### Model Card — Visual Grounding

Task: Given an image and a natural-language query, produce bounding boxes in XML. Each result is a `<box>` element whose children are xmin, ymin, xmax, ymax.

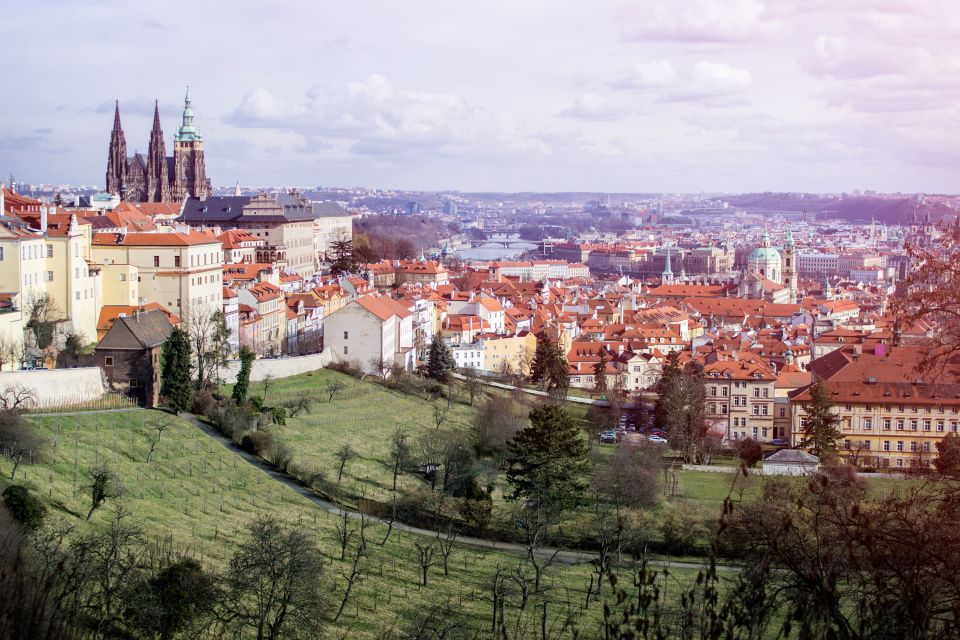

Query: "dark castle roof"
<box><xmin>180</xmin><ymin>195</ymin><xmax>348</xmax><ymax>224</ymax></box>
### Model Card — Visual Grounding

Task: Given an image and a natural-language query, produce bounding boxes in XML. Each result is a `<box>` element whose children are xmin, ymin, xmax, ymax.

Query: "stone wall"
<box><xmin>0</xmin><ymin>368</ymin><xmax>105</xmax><ymax>408</ymax></box>
<box><xmin>221</xmin><ymin>351</ymin><xmax>331</xmax><ymax>383</ymax></box>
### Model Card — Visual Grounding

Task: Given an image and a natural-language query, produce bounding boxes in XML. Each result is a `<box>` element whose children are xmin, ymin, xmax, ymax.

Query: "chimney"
<box><xmin>40</xmin><ymin>204</ymin><xmax>48</xmax><ymax>236</ymax></box>
<box><xmin>853</xmin><ymin>343</ymin><xmax>862</xmax><ymax>357</ymax></box>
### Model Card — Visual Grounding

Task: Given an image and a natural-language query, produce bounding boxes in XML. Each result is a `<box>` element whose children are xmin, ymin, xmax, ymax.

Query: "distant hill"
<box><xmin>723</xmin><ymin>193</ymin><xmax>953</xmax><ymax>225</ymax></box>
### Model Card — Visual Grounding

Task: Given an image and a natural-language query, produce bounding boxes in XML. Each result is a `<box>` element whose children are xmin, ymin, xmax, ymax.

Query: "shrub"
<box><xmin>2</xmin><ymin>485</ymin><xmax>46</xmax><ymax>531</ymax></box>
<box><xmin>270</xmin><ymin>440</ymin><xmax>294</xmax><ymax>472</ymax></box>
<box><xmin>241</xmin><ymin>430</ymin><xmax>274</xmax><ymax>458</ymax></box>
<box><xmin>269</xmin><ymin>407</ymin><xmax>287</xmax><ymax>426</ymax></box>
<box><xmin>658</xmin><ymin>502</ymin><xmax>708</xmax><ymax>556</ymax></box>
<box><xmin>218</xmin><ymin>404</ymin><xmax>253</xmax><ymax>443</ymax></box>
<box><xmin>190</xmin><ymin>388</ymin><xmax>218</xmax><ymax>419</ymax></box>
<box><xmin>288</xmin><ymin>461</ymin><xmax>328</xmax><ymax>493</ymax></box>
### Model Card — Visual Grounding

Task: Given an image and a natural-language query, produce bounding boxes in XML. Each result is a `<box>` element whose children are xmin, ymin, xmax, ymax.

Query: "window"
<box><xmin>863</xmin><ymin>440</ymin><xmax>870</xmax><ymax>450</ymax></box>
<box><xmin>897</xmin><ymin>418</ymin><xmax>905</xmax><ymax>431</ymax></box>
<box><xmin>923</xmin><ymin>420</ymin><xmax>931</xmax><ymax>432</ymax></box>
<box><xmin>863</xmin><ymin>417</ymin><xmax>872</xmax><ymax>430</ymax></box>
<box><xmin>46</xmin><ymin>271</ymin><xmax>53</xmax><ymax>282</ymax></box>
<box><xmin>343</xmin><ymin>346</ymin><xmax>349</xmax><ymax>355</ymax></box>
<box><xmin>843</xmin><ymin>439</ymin><xmax>851</xmax><ymax>450</ymax></box>
<box><xmin>0</xmin><ymin>247</ymin><xmax>4</xmax><ymax>260</ymax></box>
<box><xmin>104</xmin><ymin>356</ymin><xmax>114</xmax><ymax>366</ymax></box>
<box><xmin>779</xmin><ymin>407</ymin><xmax>786</xmax><ymax>417</ymax></box>
<box><xmin>343</xmin><ymin>331</ymin><xmax>349</xmax><ymax>340</ymax></box>
<box><xmin>128</xmin><ymin>378</ymin><xmax>138</xmax><ymax>388</ymax></box>
<box><xmin>883</xmin><ymin>417</ymin><xmax>891</xmax><ymax>430</ymax></box>
<box><xmin>883</xmin><ymin>440</ymin><xmax>890</xmax><ymax>451</ymax></box>
<box><xmin>46</xmin><ymin>244</ymin><xmax>52</xmax><ymax>258</ymax></box>
<box><xmin>910</xmin><ymin>419</ymin><xmax>918</xmax><ymax>431</ymax></box>
<box><xmin>153</xmin><ymin>256</ymin><xmax>160</xmax><ymax>267</ymax></box>
<box><xmin>120</xmin><ymin>274</ymin><xmax>126</xmax><ymax>282</ymax></box>
<box><xmin>897</xmin><ymin>441</ymin><xmax>904</xmax><ymax>451</ymax></box>
<box><xmin>174</xmin><ymin>255</ymin><xmax>181</xmax><ymax>268</ymax></box>
<box><xmin>722</xmin><ymin>387</ymin><xmax>728</xmax><ymax>397</ymax></box>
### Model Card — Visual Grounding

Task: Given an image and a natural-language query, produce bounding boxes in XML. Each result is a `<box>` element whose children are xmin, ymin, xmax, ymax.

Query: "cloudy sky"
<box><xmin>3</xmin><ymin>0</ymin><xmax>959</xmax><ymax>193</ymax></box>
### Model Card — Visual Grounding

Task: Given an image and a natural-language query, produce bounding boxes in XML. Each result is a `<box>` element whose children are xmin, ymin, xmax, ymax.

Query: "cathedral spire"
<box><xmin>151</xmin><ymin>99</ymin><xmax>162</xmax><ymax>133</ymax></box>
<box><xmin>112</xmin><ymin>100</ymin><xmax>122</xmax><ymax>132</ymax></box>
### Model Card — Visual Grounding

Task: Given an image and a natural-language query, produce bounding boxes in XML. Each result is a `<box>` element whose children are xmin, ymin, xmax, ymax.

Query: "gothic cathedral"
<box><xmin>105</xmin><ymin>87</ymin><xmax>210</xmax><ymax>203</ymax></box>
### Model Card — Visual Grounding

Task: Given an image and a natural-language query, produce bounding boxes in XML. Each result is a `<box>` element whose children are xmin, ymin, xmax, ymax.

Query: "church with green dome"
<box><xmin>737</xmin><ymin>230</ymin><xmax>799</xmax><ymax>304</ymax></box>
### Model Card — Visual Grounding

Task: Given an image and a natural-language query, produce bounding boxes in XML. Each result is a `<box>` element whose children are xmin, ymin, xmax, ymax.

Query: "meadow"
<box><xmin>1</xmin><ymin>407</ymin><xmax>710</xmax><ymax>639</ymax></box>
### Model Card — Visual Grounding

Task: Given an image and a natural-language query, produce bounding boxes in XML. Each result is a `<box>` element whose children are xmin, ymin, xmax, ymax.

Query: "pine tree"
<box><xmin>592</xmin><ymin>348</ymin><xmax>609</xmax><ymax>394</ymax></box>
<box><xmin>800</xmin><ymin>380</ymin><xmax>841</xmax><ymax>457</ymax></box>
<box><xmin>427</xmin><ymin>334</ymin><xmax>454</xmax><ymax>382</ymax></box>
<box><xmin>506</xmin><ymin>405</ymin><xmax>590</xmax><ymax>514</ymax></box>
<box><xmin>232</xmin><ymin>346</ymin><xmax>255</xmax><ymax>403</ymax></box>
<box><xmin>160</xmin><ymin>327</ymin><xmax>192</xmax><ymax>413</ymax></box>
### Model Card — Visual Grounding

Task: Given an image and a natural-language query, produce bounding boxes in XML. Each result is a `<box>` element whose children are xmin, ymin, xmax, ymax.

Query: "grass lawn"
<box><xmin>2</xmin><ymin>406</ymin><xmax>719</xmax><ymax>638</ymax></box>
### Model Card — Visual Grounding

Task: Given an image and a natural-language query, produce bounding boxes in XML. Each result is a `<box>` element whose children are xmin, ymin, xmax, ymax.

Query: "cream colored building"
<box><xmin>0</xmin><ymin>212</ymin><xmax>102</xmax><ymax>345</ymax></box>
<box><xmin>92</xmin><ymin>230</ymin><xmax>223</xmax><ymax>321</ymax></box>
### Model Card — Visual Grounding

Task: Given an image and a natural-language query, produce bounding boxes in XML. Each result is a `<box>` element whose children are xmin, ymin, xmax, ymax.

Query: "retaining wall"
<box><xmin>221</xmin><ymin>351</ymin><xmax>331</xmax><ymax>383</ymax></box>
<box><xmin>0</xmin><ymin>368</ymin><xmax>105</xmax><ymax>408</ymax></box>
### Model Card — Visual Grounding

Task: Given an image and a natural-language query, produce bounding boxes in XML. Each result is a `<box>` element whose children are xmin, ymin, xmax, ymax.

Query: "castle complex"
<box><xmin>105</xmin><ymin>87</ymin><xmax>209</xmax><ymax>203</ymax></box>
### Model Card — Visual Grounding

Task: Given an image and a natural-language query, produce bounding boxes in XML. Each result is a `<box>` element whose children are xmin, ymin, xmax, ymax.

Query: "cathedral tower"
<box><xmin>146</xmin><ymin>100</ymin><xmax>170</xmax><ymax>202</ymax></box>
<box><xmin>105</xmin><ymin>101</ymin><xmax>127</xmax><ymax>196</ymax></box>
<box><xmin>172</xmin><ymin>86</ymin><xmax>208</xmax><ymax>201</ymax></box>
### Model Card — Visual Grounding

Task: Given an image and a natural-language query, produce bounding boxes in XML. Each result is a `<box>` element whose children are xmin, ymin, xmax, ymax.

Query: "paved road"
<box><xmin>182</xmin><ymin>412</ymin><xmax>739</xmax><ymax>573</ymax></box>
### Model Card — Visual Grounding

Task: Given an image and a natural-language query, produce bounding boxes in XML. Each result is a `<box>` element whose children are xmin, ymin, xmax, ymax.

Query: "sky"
<box><xmin>3</xmin><ymin>0</ymin><xmax>960</xmax><ymax>193</ymax></box>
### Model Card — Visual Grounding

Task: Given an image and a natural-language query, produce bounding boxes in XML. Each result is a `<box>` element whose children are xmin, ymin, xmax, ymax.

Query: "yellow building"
<box><xmin>478</xmin><ymin>332</ymin><xmax>536</xmax><ymax>376</ymax></box>
<box><xmin>789</xmin><ymin>345</ymin><xmax>960</xmax><ymax>470</ymax></box>
<box><xmin>91</xmin><ymin>230</ymin><xmax>223</xmax><ymax>321</ymax></box>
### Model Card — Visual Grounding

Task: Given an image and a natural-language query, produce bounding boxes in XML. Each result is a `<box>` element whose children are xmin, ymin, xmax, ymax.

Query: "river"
<box><xmin>455</xmin><ymin>234</ymin><xmax>537</xmax><ymax>261</ymax></box>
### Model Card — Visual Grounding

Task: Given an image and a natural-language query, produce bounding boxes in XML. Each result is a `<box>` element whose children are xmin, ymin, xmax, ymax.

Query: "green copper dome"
<box><xmin>175</xmin><ymin>85</ymin><xmax>203</xmax><ymax>142</ymax></box>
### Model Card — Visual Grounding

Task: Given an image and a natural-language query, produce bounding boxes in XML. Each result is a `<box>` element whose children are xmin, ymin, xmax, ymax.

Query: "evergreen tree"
<box><xmin>935</xmin><ymin>432</ymin><xmax>960</xmax><ymax>477</ymax></box>
<box><xmin>800</xmin><ymin>379</ymin><xmax>842</xmax><ymax>457</ymax></box>
<box><xmin>427</xmin><ymin>334</ymin><xmax>454</xmax><ymax>381</ymax></box>
<box><xmin>547</xmin><ymin>340</ymin><xmax>570</xmax><ymax>397</ymax></box>
<box><xmin>655</xmin><ymin>354</ymin><xmax>707</xmax><ymax>463</ymax></box>
<box><xmin>232</xmin><ymin>346</ymin><xmax>255</xmax><ymax>403</ymax></box>
<box><xmin>654</xmin><ymin>351</ymin><xmax>684</xmax><ymax>433</ymax></box>
<box><xmin>592</xmin><ymin>348</ymin><xmax>609</xmax><ymax>394</ymax></box>
<box><xmin>529</xmin><ymin>335</ymin><xmax>551</xmax><ymax>389</ymax></box>
<box><xmin>328</xmin><ymin>238</ymin><xmax>360</xmax><ymax>276</ymax></box>
<box><xmin>506</xmin><ymin>405</ymin><xmax>590</xmax><ymax>514</ymax></box>
<box><xmin>160</xmin><ymin>327</ymin><xmax>192</xmax><ymax>413</ymax></box>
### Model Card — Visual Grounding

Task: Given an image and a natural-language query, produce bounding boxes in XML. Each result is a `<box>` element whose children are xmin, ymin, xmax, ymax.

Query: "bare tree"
<box><xmin>368</xmin><ymin>354</ymin><xmax>391</xmax><ymax>380</ymax></box>
<box><xmin>335</xmin><ymin>443</ymin><xmax>357</xmax><ymax>485</ymax></box>
<box><xmin>461</xmin><ymin>366</ymin><xmax>482</xmax><ymax>406</ymax></box>
<box><xmin>436</xmin><ymin>523</ymin><xmax>458</xmax><ymax>577</ymax></box>
<box><xmin>325</xmin><ymin>380</ymin><xmax>346</xmax><ymax>402</ymax></box>
<box><xmin>382</xmin><ymin>427</ymin><xmax>409</xmax><ymax>544</ymax></box>
<box><xmin>87</xmin><ymin>465</ymin><xmax>120</xmax><ymax>520</ymax></box>
<box><xmin>145</xmin><ymin>416</ymin><xmax>170</xmax><ymax>463</ymax></box>
<box><xmin>414</xmin><ymin>540</ymin><xmax>437</xmax><ymax>587</ymax></box>
<box><xmin>184</xmin><ymin>306</ymin><xmax>231</xmax><ymax>389</ymax></box>
<box><xmin>334</xmin><ymin>512</ymin><xmax>370</xmax><ymax>623</ymax></box>
<box><xmin>260</xmin><ymin>373</ymin><xmax>275</xmax><ymax>404</ymax></box>
<box><xmin>0</xmin><ymin>410</ymin><xmax>43</xmax><ymax>480</ymax></box>
<box><xmin>223</xmin><ymin>515</ymin><xmax>326</xmax><ymax>639</ymax></box>
<box><xmin>281</xmin><ymin>392</ymin><xmax>313</xmax><ymax>417</ymax></box>
<box><xmin>893</xmin><ymin>218</ymin><xmax>960</xmax><ymax>379</ymax></box>
<box><xmin>432</xmin><ymin>403</ymin><xmax>449</xmax><ymax>431</ymax></box>
<box><xmin>0</xmin><ymin>385</ymin><xmax>37</xmax><ymax>411</ymax></box>
<box><xmin>334</xmin><ymin>508</ymin><xmax>357</xmax><ymax>561</ymax></box>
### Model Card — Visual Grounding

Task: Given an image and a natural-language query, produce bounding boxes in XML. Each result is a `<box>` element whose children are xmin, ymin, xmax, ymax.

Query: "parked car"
<box><xmin>772</xmin><ymin>438</ymin><xmax>789</xmax><ymax>446</ymax></box>
<box><xmin>650</xmin><ymin>430</ymin><xmax>668</xmax><ymax>438</ymax></box>
<box><xmin>600</xmin><ymin>431</ymin><xmax>618</xmax><ymax>444</ymax></box>
<box><xmin>648</xmin><ymin>435</ymin><xmax>668</xmax><ymax>444</ymax></box>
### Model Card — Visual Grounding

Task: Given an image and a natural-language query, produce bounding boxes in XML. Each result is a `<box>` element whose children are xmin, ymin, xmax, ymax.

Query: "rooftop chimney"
<box><xmin>40</xmin><ymin>204</ymin><xmax>48</xmax><ymax>236</ymax></box>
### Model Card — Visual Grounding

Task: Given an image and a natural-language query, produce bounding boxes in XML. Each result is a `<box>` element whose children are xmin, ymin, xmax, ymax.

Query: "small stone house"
<box><xmin>94</xmin><ymin>309</ymin><xmax>174</xmax><ymax>407</ymax></box>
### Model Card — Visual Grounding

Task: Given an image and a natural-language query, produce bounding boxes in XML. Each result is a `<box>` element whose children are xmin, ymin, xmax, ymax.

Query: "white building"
<box><xmin>324</xmin><ymin>296</ymin><xmax>415</xmax><ymax>375</ymax></box>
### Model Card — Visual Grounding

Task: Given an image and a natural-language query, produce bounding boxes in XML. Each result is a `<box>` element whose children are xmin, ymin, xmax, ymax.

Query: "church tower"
<box><xmin>782</xmin><ymin>229</ymin><xmax>798</xmax><ymax>304</ymax></box>
<box><xmin>105</xmin><ymin>101</ymin><xmax>127</xmax><ymax>196</ymax></box>
<box><xmin>146</xmin><ymin>100</ymin><xmax>170</xmax><ymax>203</ymax></box>
<box><xmin>172</xmin><ymin>86</ymin><xmax>208</xmax><ymax>201</ymax></box>
<box><xmin>662</xmin><ymin>246</ymin><xmax>674</xmax><ymax>285</ymax></box>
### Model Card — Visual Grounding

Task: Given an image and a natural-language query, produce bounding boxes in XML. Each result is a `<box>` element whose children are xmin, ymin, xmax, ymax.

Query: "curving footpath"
<box><xmin>181</xmin><ymin>411</ymin><xmax>739</xmax><ymax>573</ymax></box>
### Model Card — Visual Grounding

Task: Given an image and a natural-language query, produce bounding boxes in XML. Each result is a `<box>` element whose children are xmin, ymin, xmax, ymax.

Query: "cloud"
<box><xmin>800</xmin><ymin>36</ymin><xmax>911</xmax><ymax>80</ymax></box>
<box><xmin>558</xmin><ymin>93</ymin><xmax>633</xmax><ymax>120</ymax></box>
<box><xmin>0</xmin><ymin>134</ymin><xmax>45</xmax><ymax>150</ymax></box>
<box><xmin>619</xmin><ymin>0</ymin><xmax>769</xmax><ymax>44</ymax></box>
<box><xmin>228</xmin><ymin>74</ymin><xmax>550</xmax><ymax>160</ymax></box>
<box><xmin>91</xmin><ymin>97</ymin><xmax>180</xmax><ymax>119</ymax></box>
<box><xmin>610</xmin><ymin>58</ymin><xmax>678</xmax><ymax>89</ymax></box>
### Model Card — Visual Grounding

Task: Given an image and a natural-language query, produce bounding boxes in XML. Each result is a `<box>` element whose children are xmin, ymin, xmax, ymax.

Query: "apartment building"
<box><xmin>92</xmin><ymin>230</ymin><xmax>223</xmax><ymax>321</ymax></box>
<box><xmin>703</xmin><ymin>355</ymin><xmax>778</xmax><ymax>442</ymax></box>
<box><xmin>790</xmin><ymin>345</ymin><xmax>960</xmax><ymax>469</ymax></box>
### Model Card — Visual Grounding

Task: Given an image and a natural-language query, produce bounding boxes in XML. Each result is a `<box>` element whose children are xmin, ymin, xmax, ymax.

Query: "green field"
<box><xmin>1</xmin><ymin>407</ymin><xmax>714</xmax><ymax>638</ymax></box>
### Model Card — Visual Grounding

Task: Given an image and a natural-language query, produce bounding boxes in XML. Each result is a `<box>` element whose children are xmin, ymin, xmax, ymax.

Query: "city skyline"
<box><xmin>3</xmin><ymin>1</ymin><xmax>959</xmax><ymax>193</ymax></box>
